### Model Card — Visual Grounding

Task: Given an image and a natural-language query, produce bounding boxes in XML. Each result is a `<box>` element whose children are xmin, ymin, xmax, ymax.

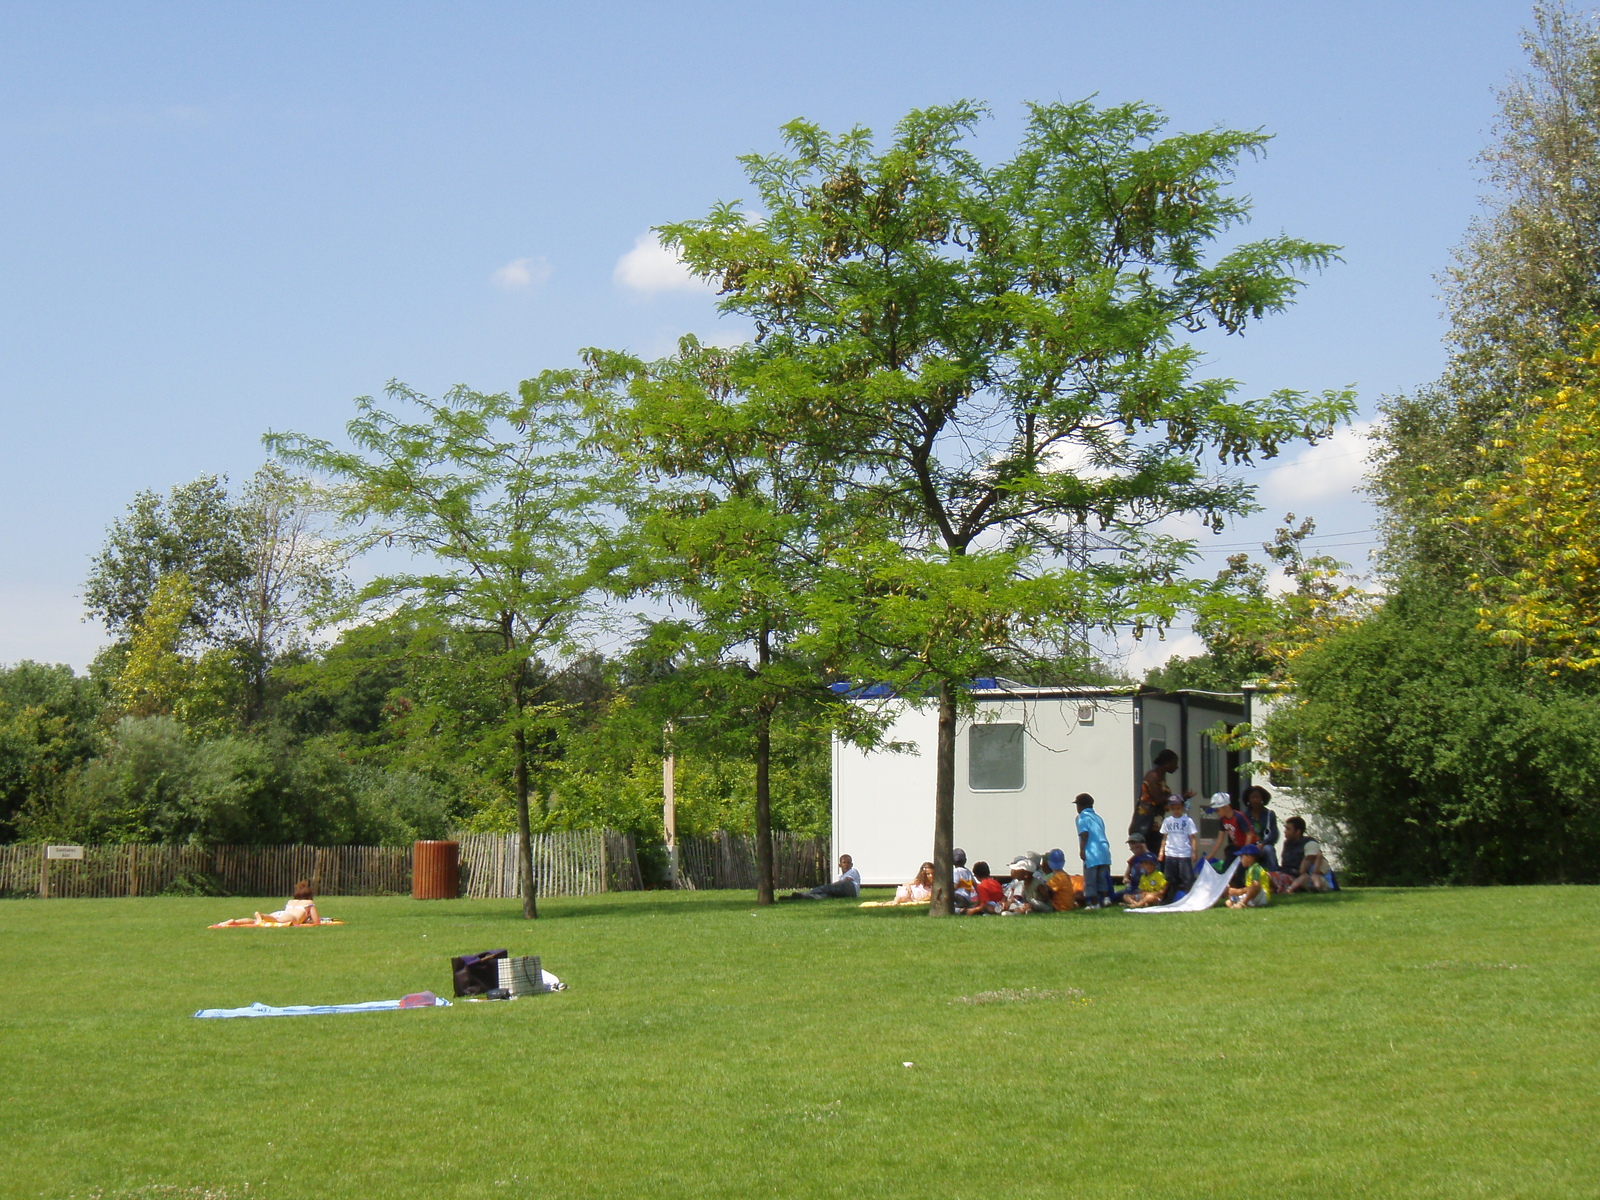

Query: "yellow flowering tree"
<box><xmin>1440</xmin><ymin>334</ymin><xmax>1600</xmax><ymax>673</ymax></box>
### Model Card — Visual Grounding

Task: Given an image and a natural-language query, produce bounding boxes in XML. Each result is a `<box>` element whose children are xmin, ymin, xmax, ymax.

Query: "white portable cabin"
<box><xmin>832</xmin><ymin>685</ymin><xmax>1246</xmax><ymax>886</ymax></box>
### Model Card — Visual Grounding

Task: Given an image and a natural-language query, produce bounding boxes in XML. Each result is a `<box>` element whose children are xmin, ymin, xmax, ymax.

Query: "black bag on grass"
<box><xmin>452</xmin><ymin>949</ymin><xmax>508</xmax><ymax>997</ymax></box>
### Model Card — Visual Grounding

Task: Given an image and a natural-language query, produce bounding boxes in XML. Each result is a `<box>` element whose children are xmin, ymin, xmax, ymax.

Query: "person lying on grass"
<box><xmin>958</xmin><ymin>861</ymin><xmax>1005</xmax><ymax>914</ymax></box>
<box><xmin>787</xmin><ymin>855</ymin><xmax>861</xmax><ymax>901</ymax></box>
<box><xmin>1121</xmin><ymin>855</ymin><xmax>1168</xmax><ymax>908</ymax></box>
<box><xmin>1224</xmin><ymin>845</ymin><xmax>1271</xmax><ymax>909</ymax></box>
<box><xmin>861</xmin><ymin>862</ymin><xmax>935</xmax><ymax>906</ymax></box>
<box><xmin>212</xmin><ymin>879</ymin><xmax>321</xmax><ymax>927</ymax></box>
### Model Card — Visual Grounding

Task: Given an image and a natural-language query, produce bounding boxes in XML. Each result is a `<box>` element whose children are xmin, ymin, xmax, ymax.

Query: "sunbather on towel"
<box><xmin>259</xmin><ymin>879</ymin><xmax>320</xmax><ymax>925</ymax></box>
<box><xmin>213</xmin><ymin>879</ymin><xmax>322</xmax><ymax>927</ymax></box>
<box><xmin>861</xmin><ymin>862</ymin><xmax>935</xmax><ymax>906</ymax></box>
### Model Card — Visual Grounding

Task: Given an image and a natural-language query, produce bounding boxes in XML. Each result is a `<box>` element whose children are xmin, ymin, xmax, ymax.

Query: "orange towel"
<box><xmin>208</xmin><ymin>917</ymin><xmax>344</xmax><ymax>929</ymax></box>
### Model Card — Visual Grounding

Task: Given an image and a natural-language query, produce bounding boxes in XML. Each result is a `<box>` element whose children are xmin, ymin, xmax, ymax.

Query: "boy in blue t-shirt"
<box><xmin>1074</xmin><ymin>793</ymin><xmax>1113</xmax><ymax>908</ymax></box>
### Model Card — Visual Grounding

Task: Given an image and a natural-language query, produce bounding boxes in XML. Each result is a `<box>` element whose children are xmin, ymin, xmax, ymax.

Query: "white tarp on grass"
<box><xmin>1126</xmin><ymin>860</ymin><xmax>1232</xmax><ymax>913</ymax></box>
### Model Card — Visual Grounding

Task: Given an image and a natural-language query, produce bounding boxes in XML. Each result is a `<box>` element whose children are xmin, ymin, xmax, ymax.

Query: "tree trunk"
<box><xmin>754</xmin><ymin>624</ymin><xmax>775</xmax><ymax>905</ymax></box>
<box><xmin>929</xmin><ymin>678</ymin><xmax>957</xmax><ymax>916</ymax></box>
<box><xmin>510</xmin><ymin>641</ymin><xmax>538</xmax><ymax>920</ymax></box>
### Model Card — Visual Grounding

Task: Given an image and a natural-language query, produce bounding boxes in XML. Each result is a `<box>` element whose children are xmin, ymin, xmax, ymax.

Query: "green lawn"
<box><xmin>1</xmin><ymin>886</ymin><xmax>1595</xmax><ymax>1199</ymax></box>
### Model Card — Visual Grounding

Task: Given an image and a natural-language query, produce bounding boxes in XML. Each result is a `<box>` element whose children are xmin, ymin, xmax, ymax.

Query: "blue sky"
<box><xmin>0</xmin><ymin>1</ymin><xmax>1533</xmax><ymax>670</ymax></box>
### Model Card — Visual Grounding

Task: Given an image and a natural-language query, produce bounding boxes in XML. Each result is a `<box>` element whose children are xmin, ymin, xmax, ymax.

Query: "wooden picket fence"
<box><xmin>0</xmin><ymin>829</ymin><xmax>825</xmax><ymax>899</ymax></box>
<box><xmin>454</xmin><ymin>829</ymin><xmax>645</xmax><ymax>898</ymax></box>
<box><xmin>675</xmin><ymin>831</ymin><xmax>829</xmax><ymax>891</ymax></box>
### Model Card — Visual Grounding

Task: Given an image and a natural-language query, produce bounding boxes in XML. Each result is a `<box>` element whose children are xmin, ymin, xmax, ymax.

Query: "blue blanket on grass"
<box><xmin>194</xmin><ymin>996</ymin><xmax>451</xmax><ymax>1019</ymax></box>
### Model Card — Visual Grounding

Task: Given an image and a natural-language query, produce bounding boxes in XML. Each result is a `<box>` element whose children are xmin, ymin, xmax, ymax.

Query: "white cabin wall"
<box><xmin>954</xmin><ymin>697</ymin><xmax>1136</xmax><ymax>873</ymax></box>
<box><xmin>833</xmin><ymin>702</ymin><xmax>938</xmax><ymax>886</ymax></box>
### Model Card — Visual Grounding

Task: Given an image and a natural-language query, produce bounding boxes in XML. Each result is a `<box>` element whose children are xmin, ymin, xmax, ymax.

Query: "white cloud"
<box><xmin>1260</xmin><ymin>420</ymin><xmax>1375</xmax><ymax>506</ymax></box>
<box><xmin>490</xmin><ymin>256</ymin><xmax>553</xmax><ymax>291</ymax></box>
<box><xmin>613</xmin><ymin>232</ymin><xmax>712</xmax><ymax>294</ymax></box>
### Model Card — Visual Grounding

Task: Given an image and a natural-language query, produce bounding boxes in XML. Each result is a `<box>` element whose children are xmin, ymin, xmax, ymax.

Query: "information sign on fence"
<box><xmin>45</xmin><ymin>845</ymin><xmax>84</xmax><ymax>860</ymax></box>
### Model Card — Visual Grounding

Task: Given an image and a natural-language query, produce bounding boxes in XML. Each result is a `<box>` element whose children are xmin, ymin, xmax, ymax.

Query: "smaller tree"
<box><xmin>1436</xmin><ymin>332</ymin><xmax>1600</xmax><ymax>674</ymax></box>
<box><xmin>268</xmin><ymin>379</ymin><xmax>618</xmax><ymax>919</ymax></box>
<box><xmin>85</xmin><ymin>476</ymin><xmax>244</xmax><ymax>643</ymax></box>
<box><xmin>581</xmin><ymin>337</ymin><xmax>879</xmax><ymax>903</ymax></box>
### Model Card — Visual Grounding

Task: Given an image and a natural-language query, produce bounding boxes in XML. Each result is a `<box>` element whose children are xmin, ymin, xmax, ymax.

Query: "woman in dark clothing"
<box><xmin>1245</xmin><ymin>785</ymin><xmax>1280</xmax><ymax>870</ymax></box>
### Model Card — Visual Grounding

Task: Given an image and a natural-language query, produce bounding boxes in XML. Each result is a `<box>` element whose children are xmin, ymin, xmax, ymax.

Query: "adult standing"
<box><xmin>1134</xmin><ymin>749</ymin><xmax>1191</xmax><ymax>846</ymax></box>
<box><xmin>1244</xmin><ymin>786</ymin><xmax>1280</xmax><ymax>870</ymax></box>
<box><xmin>1075</xmin><ymin>793</ymin><xmax>1113</xmax><ymax>908</ymax></box>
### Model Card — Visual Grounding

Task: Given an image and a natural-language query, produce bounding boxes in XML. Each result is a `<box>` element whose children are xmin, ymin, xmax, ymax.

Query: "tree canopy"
<box><xmin>662</xmin><ymin>99</ymin><xmax>1353</xmax><ymax>911</ymax></box>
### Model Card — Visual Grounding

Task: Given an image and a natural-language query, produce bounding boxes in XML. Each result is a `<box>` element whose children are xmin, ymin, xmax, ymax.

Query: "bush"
<box><xmin>1268</xmin><ymin>589</ymin><xmax>1600</xmax><ymax>884</ymax></box>
<box><xmin>18</xmin><ymin>718</ymin><xmax>457</xmax><ymax>847</ymax></box>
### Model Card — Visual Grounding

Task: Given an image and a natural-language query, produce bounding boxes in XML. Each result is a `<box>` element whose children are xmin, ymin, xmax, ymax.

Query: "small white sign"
<box><xmin>45</xmin><ymin>845</ymin><xmax>84</xmax><ymax>860</ymax></box>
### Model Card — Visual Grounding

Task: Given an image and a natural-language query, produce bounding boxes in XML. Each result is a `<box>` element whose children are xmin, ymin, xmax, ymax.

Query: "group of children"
<box><xmin>856</xmin><ymin>782</ymin><xmax>1335</xmax><ymax>915</ymax></box>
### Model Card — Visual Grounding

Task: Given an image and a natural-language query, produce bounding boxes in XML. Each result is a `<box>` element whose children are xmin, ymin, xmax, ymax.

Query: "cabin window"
<box><xmin>969</xmin><ymin>723</ymin><xmax>1025</xmax><ymax>791</ymax></box>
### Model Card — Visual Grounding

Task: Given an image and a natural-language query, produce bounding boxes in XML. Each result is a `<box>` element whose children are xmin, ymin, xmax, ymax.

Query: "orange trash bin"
<box><xmin>413</xmin><ymin>840</ymin><xmax>459</xmax><ymax>900</ymax></box>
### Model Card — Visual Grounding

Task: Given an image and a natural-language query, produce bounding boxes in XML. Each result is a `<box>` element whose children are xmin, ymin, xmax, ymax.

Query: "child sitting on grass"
<box><xmin>953</xmin><ymin>848</ymin><xmax>977</xmax><ymax>910</ymax></box>
<box><xmin>1043</xmin><ymin>849</ymin><xmax>1078</xmax><ymax>911</ymax></box>
<box><xmin>959</xmin><ymin>861</ymin><xmax>1005</xmax><ymax>914</ymax></box>
<box><xmin>1121</xmin><ymin>854</ymin><xmax>1167</xmax><ymax>907</ymax></box>
<box><xmin>1224</xmin><ymin>844</ymin><xmax>1272</xmax><ymax>908</ymax></box>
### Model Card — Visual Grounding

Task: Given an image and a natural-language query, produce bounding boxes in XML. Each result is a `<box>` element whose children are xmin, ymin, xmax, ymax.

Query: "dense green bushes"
<box><xmin>1266</xmin><ymin>590</ymin><xmax>1600</xmax><ymax>885</ymax></box>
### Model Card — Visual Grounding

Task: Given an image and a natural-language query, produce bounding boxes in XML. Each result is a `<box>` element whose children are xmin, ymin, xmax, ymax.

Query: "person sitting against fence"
<box><xmin>958</xmin><ymin>861</ymin><xmax>1005</xmax><ymax>914</ymax></box>
<box><xmin>1224</xmin><ymin>844</ymin><xmax>1272</xmax><ymax>908</ymax></box>
<box><xmin>257</xmin><ymin>880</ymin><xmax>320</xmax><ymax>926</ymax></box>
<box><xmin>1283</xmin><ymin>822</ymin><xmax>1334</xmax><ymax>893</ymax></box>
<box><xmin>787</xmin><ymin>854</ymin><xmax>862</xmax><ymax>901</ymax></box>
<box><xmin>862</xmin><ymin>862</ymin><xmax>935</xmax><ymax>907</ymax></box>
<box><xmin>1042</xmin><ymin>849</ymin><xmax>1078</xmax><ymax>911</ymax></box>
<box><xmin>1121</xmin><ymin>854</ymin><xmax>1168</xmax><ymax>908</ymax></box>
<box><xmin>953</xmin><ymin>848</ymin><xmax>977</xmax><ymax>910</ymax></box>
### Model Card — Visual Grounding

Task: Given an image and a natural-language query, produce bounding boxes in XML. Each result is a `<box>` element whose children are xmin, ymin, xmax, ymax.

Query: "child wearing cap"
<box><xmin>1001</xmin><ymin>858</ymin><xmax>1035</xmax><ymax>915</ymax></box>
<box><xmin>1075</xmin><ymin>793</ymin><xmax>1113</xmax><ymax>908</ymax></box>
<box><xmin>959</xmin><ymin>861</ymin><xmax>1005</xmax><ymax>915</ymax></box>
<box><xmin>1224</xmin><ymin>844</ymin><xmax>1272</xmax><ymax>908</ymax></box>
<box><xmin>1158</xmin><ymin>793</ymin><xmax>1201</xmax><ymax>901</ymax></box>
<box><xmin>1120</xmin><ymin>854</ymin><xmax>1168</xmax><ymax>907</ymax></box>
<box><xmin>1042</xmin><ymin>848</ymin><xmax>1077</xmax><ymax>911</ymax></box>
<box><xmin>952</xmin><ymin>848</ymin><xmax>977</xmax><ymax>910</ymax></box>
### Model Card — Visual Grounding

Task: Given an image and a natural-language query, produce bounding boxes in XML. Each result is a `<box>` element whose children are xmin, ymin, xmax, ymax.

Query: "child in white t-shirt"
<box><xmin>1158</xmin><ymin>794</ymin><xmax>1201</xmax><ymax>900</ymax></box>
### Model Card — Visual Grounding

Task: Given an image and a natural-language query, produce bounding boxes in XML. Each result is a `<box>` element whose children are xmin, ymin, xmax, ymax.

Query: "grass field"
<box><xmin>2</xmin><ymin>886</ymin><xmax>1596</xmax><ymax>1200</ymax></box>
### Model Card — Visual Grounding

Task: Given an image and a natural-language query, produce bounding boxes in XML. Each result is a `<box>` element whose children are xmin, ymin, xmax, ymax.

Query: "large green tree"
<box><xmin>268</xmin><ymin>381</ymin><xmax>617</xmax><ymax>919</ymax></box>
<box><xmin>581</xmin><ymin>336</ymin><xmax>877</xmax><ymax>903</ymax></box>
<box><xmin>1372</xmin><ymin>2</ymin><xmax>1600</xmax><ymax>582</ymax></box>
<box><xmin>663</xmin><ymin>100</ymin><xmax>1353</xmax><ymax>912</ymax></box>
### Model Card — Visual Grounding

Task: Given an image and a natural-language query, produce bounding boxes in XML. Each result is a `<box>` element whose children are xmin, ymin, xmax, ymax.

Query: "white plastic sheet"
<box><xmin>1125</xmin><ymin>860</ymin><xmax>1232</xmax><ymax>913</ymax></box>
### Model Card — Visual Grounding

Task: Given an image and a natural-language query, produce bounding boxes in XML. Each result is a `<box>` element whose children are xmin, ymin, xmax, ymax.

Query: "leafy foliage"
<box><xmin>663</xmin><ymin>99</ymin><xmax>1351</xmax><ymax>909</ymax></box>
<box><xmin>1265</xmin><ymin>589</ymin><xmax>1600</xmax><ymax>885</ymax></box>
<box><xmin>1435</xmin><ymin>335</ymin><xmax>1600</xmax><ymax>673</ymax></box>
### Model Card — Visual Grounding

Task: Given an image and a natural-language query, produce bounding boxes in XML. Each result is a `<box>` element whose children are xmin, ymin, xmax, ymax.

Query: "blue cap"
<box><xmin>1237</xmin><ymin>843</ymin><xmax>1264</xmax><ymax>857</ymax></box>
<box><xmin>1133</xmin><ymin>853</ymin><xmax>1158</xmax><ymax>866</ymax></box>
<box><xmin>1045</xmin><ymin>849</ymin><xmax>1065</xmax><ymax>871</ymax></box>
